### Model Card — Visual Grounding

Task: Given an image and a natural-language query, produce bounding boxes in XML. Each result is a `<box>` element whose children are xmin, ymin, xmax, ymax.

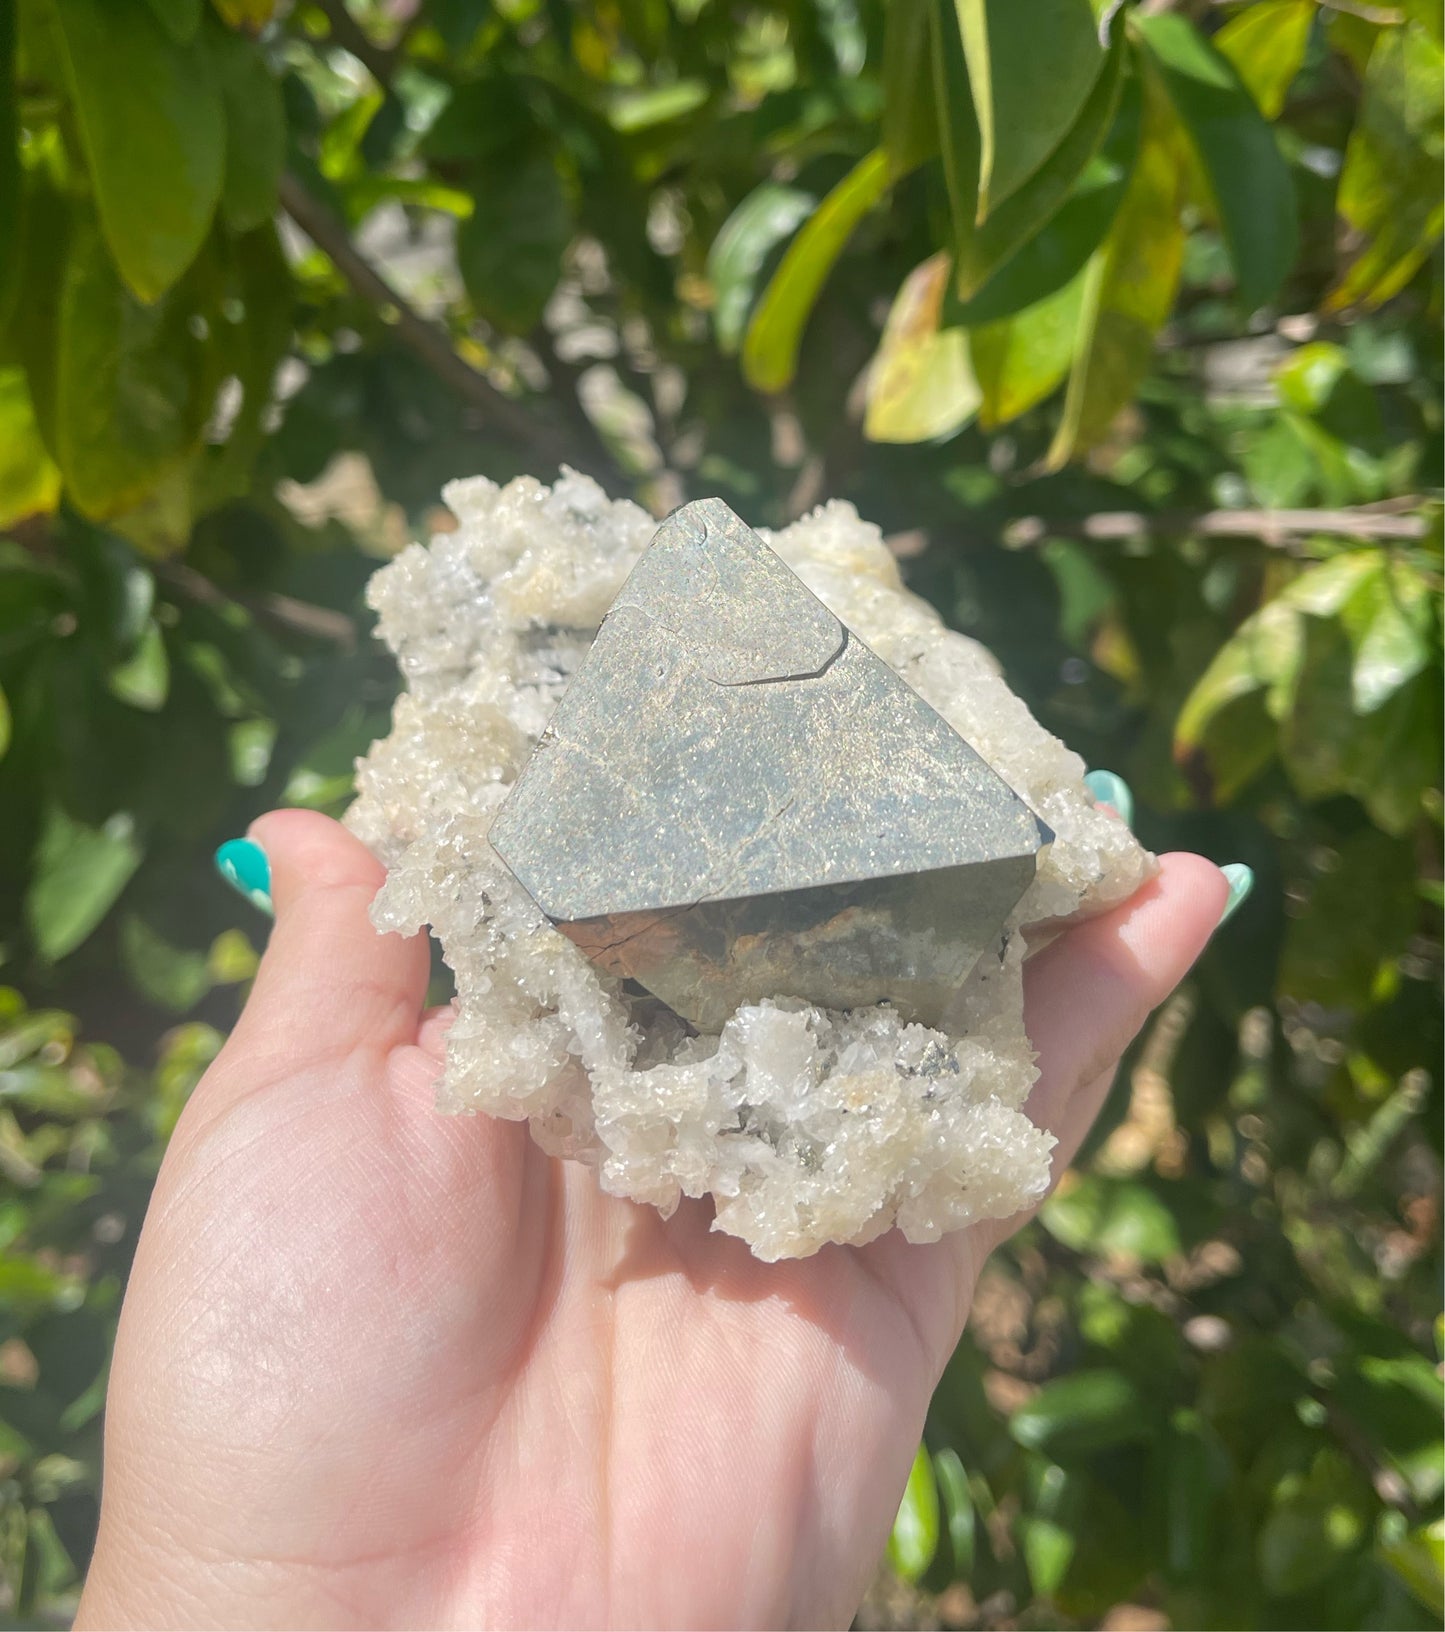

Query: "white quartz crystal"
<box><xmin>346</xmin><ymin>472</ymin><xmax>1154</xmax><ymax>1260</ymax></box>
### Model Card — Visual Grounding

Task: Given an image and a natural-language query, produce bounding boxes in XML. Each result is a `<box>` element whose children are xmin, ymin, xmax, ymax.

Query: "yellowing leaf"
<box><xmin>209</xmin><ymin>0</ymin><xmax>278</xmax><ymax>26</ymax></box>
<box><xmin>1048</xmin><ymin>60</ymin><xmax>1186</xmax><ymax>466</ymax></box>
<box><xmin>0</xmin><ymin>367</ymin><xmax>61</xmax><ymax>529</ymax></box>
<box><xmin>46</xmin><ymin>0</ymin><xmax>224</xmax><ymax>302</ymax></box>
<box><xmin>742</xmin><ymin>150</ymin><xmax>890</xmax><ymax>395</ymax></box>
<box><xmin>954</xmin><ymin>0</ymin><xmax>1104</xmax><ymax>221</ymax></box>
<box><xmin>865</xmin><ymin>253</ymin><xmax>980</xmax><ymax>443</ymax></box>
<box><xmin>1328</xmin><ymin>21</ymin><xmax>1445</xmax><ymax>310</ymax></box>
<box><xmin>1215</xmin><ymin>0</ymin><xmax>1314</xmax><ymax>120</ymax></box>
<box><xmin>970</xmin><ymin>265</ymin><xmax>1087</xmax><ymax>428</ymax></box>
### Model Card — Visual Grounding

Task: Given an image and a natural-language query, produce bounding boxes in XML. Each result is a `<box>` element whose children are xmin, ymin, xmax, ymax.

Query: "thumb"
<box><xmin>221</xmin><ymin>809</ymin><xmax>431</xmax><ymax>1078</ymax></box>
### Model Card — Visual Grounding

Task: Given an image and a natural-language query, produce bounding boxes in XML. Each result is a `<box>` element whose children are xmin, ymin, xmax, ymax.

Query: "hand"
<box><xmin>78</xmin><ymin>808</ymin><xmax>1230</xmax><ymax>1630</ymax></box>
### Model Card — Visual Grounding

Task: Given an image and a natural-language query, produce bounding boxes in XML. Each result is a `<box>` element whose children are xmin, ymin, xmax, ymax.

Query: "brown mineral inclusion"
<box><xmin>488</xmin><ymin>499</ymin><xmax>1051</xmax><ymax>1031</ymax></box>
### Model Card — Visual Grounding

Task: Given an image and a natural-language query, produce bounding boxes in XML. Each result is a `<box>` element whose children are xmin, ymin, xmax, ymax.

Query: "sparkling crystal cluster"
<box><xmin>346</xmin><ymin>473</ymin><xmax>1154</xmax><ymax>1260</ymax></box>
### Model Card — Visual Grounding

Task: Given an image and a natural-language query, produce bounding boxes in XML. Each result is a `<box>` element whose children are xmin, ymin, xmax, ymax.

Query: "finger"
<box><xmin>975</xmin><ymin>852</ymin><xmax>1227</xmax><ymax>1253</ymax></box>
<box><xmin>228</xmin><ymin>809</ymin><xmax>431</xmax><ymax>1071</ymax></box>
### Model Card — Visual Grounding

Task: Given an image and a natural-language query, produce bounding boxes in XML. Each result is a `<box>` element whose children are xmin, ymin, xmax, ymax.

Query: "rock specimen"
<box><xmin>347</xmin><ymin>473</ymin><xmax>1154</xmax><ymax>1260</ymax></box>
<box><xmin>489</xmin><ymin>498</ymin><xmax>1052</xmax><ymax>1033</ymax></box>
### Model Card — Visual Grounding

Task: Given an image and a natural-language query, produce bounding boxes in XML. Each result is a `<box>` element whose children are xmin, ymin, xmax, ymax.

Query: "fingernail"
<box><xmin>1218</xmin><ymin>862</ymin><xmax>1254</xmax><ymax>925</ymax></box>
<box><xmin>215</xmin><ymin>838</ymin><xmax>273</xmax><ymax>917</ymax></box>
<box><xmin>1084</xmin><ymin>769</ymin><xmax>1133</xmax><ymax>828</ymax></box>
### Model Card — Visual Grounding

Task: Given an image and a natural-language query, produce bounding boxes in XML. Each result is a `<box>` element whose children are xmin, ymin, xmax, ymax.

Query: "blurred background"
<box><xmin>0</xmin><ymin>0</ymin><xmax>1441</xmax><ymax>1625</ymax></box>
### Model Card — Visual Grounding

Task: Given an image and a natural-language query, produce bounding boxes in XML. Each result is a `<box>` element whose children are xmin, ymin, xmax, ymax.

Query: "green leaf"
<box><xmin>1048</xmin><ymin>59</ymin><xmax>1187</xmax><ymax>466</ymax></box>
<box><xmin>1176</xmin><ymin>597</ymin><xmax>1306</xmax><ymax>744</ymax></box>
<box><xmin>206</xmin><ymin>19</ymin><xmax>285</xmax><ymax>234</ymax></box>
<box><xmin>1328</xmin><ymin>21</ymin><xmax>1445</xmax><ymax>310</ymax></box>
<box><xmin>1281</xmin><ymin>827</ymin><xmax>1416</xmax><ymax>1005</ymax></box>
<box><xmin>143</xmin><ymin>0</ymin><xmax>203</xmax><ymax>43</ymax></box>
<box><xmin>954</xmin><ymin>26</ymin><xmax>1125</xmax><ymax>299</ymax></box>
<box><xmin>1382</xmin><ymin>1519</ymin><xmax>1445</xmax><ymax>1619</ymax></box>
<box><xmin>120</xmin><ymin>914</ymin><xmax>211</xmax><ymax>1010</ymax></box>
<box><xmin>0</xmin><ymin>0</ymin><xmax>19</xmax><ymax>337</ymax></box>
<box><xmin>1137</xmin><ymin>12</ymin><xmax>1298</xmax><ymax>309</ymax></box>
<box><xmin>931</xmin><ymin>1448</ymin><xmax>975</xmax><ymax>1578</ymax></box>
<box><xmin>55</xmin><ymin>218</ymin><xmax>218</xmax><ymax>519</ymax></box>
<box><xmin>1345</xmin><ymin>558</ymin><xmax>1435</xmax><ymax>712</ymax></box>
<box><xmin>1010</xmin><ymin>1370</ymin><xmax>1150</xmax><ymax>1458</ymax></box>
<box><xmin>930</xmin><ymin>0</ymin><xmax>980</xmax><ymax>254</ymax></box>
<box><xmin>457</xmin><ymin>153</ymin><xmax>570</xmax><ymax>334</ymax></box>
<box><xmin>707</xmin><ymin>183</ymin><xmax>816</xmax><ymax>355</ymax></box>
<box><xmin>742</xmin><ymin>149</ymin><xmax>890</xmax><ymax>394</ymax></box>
<box><xmin>1041</xmin><ymin>1173</ymin><xmax>1183</xmax><ymax>1263</ymax></box>
<box><xmin>0</xmin><ymin>367</ymin><xmax>62</xmax><ymax>529</ymax></box>
<box><xmin>26</xmin><ymin>808</ymin><xmax>143</xmax><ymax>962</ymax></box>
<box><xmin>953</xmin><ymin>0</ymin><xmax>1104</xmax><ymax>221</ymax></box>
<box><xmin>970</xmin><ymin>264</ymin><xmax>1087</xmax><ymax>428</ymax></box>
<box><xmin>1214</xmin><ymin>0</ymin><xmax>1314</xmax><ymax>120</ymax></box>
<box><xmin>882</xmin><ymin>0</ymin><xmax>938</xmax><ymax>178</ymax></box>
<box><xmin>1258</xmin><ymin>1450</ymin><xmax>1372</xmax><ymax>1599</ymax></box>
<box><xmin>107</xmin><ymin>621</ymin><xmax>171</xmax><ymax>712</ymax></box>
<box><xmin>865</xmin><ymin>253</ymin><xmax>980</xmax><ymax>444</ymax></box>
<box><xmin>46</xmin><ymin>0</ymin><xmax>224</xmax><ymax>302</ymax></box>
<box><xmin>0</xmin><ymin>683</ymin><xmax>9</xmax><ymax>764</ymax></box>
<box><xmin>887</xmin><ymin>1443</ymin><xmax>941</xmax><ymax>1582</ymax></box>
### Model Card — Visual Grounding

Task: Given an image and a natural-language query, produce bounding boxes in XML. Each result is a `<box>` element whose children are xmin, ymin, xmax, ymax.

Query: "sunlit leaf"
<box><xmin>0</xmin><ymin>367</ymin><xmax>62</xmax><ymax>529</ymax></box>
<box><xmin>1138</xmin><ymin>12</ymin><xmax>1298</xmax><ymax>309</ymax></box>
<box><xmin>954</xmin><ymin>29</ymin><xmax>1124</xmax><ymax>299</ymax></box>
<box><xmin>865</xmin><ymin>253</ymin><xmax>980</xmax><ymax>444</ymax></box>
<box><xmin>707</xmin><ymin>183</ymin><xmax>816</xmax><ymax>355</ymax></box>
<box><xmin>1344</xmin><ymin>558</ymin><xmax>1435</xmax><ymax>712</ymax></box>
<box><xmin>1041</xmin><ymin>1173</ymin><xmax>1183</xmax><ymax>1262</ymax></box>
<box><xmin>45</xmin><ymin>0</ymin><xmax>224</xmax><ymax>302</ymax></box>
<box><xmin>1214</xmin><ymin>0</ymin><xmax>1314</xmax><ymax>120</ymax></box>
<box><xmin>26</xmin><ymin>809</ymin><xmax>144</xmax><ymax>963</ymax></box>
<box><xmin>742</xmin><ymin>149</ymin><xmax>890</xmax><ymax>394</ymax></box>
<box><xmin>1010</xmin><ymin>1370</ymin><xmax>1150</xmax><ymax>1458</ymax></box>
<box><xmin>970</xmin><ymin>265</ymin><xmax>1086</xmax><ymax>428</ymax></box>
<box><xmin>1382</xmin><ymin>1518</ymin><xmax>1445</xmax><ymax>1618</ymax></box>
<box><xmin>1328</xmin><ymin>21</ymin><xmax>1445</xmax><ymax>310</ymax></box>
<box><xmin>55</xmin><ymin>219</ymin><xmax>217</xmax><ymax>520</ymax></box>
<box><xmin>887</xmin><ymin>1443</ymin><xmax>941</xmax><ymax>1582</ymax></box>
<box><xmin>1048</xmin><ymin>59</ymin><xmax>1186</xmax><ymax>466</ymax></box>
<box><xmin>954</xmin><ymin>0</ymin><xmax>1104</xmax><ymax>220</ymax></box>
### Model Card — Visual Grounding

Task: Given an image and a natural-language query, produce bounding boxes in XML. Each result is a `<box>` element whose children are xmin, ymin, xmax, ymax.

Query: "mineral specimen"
<box><xmin>489</xmin><ymin>498</ymin><xmax>1052</xmax><ymax>1032</ymax></box>
<box><xmin>347</xmin><ymin>473</ymin><xmax>1155</xmax><ymax>1260</ymax></box>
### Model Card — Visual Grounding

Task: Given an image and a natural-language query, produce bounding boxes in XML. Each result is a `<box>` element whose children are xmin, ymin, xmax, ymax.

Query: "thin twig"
<box><xmin>155</xmin><ymin>560</ymin><xmax>357</xmax><ymax>648</ymax></box>
<box><xmin>278</xmin><ymin>173</ymin><xmax>618</xmax><ymax>482</ymax></box>
<box><xmin>1003</xmin><ymin>505</ymin><xmax>1431</xmax><ymax>550</ymax></box>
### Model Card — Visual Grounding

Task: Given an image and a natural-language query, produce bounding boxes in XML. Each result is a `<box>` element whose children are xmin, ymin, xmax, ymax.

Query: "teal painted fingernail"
<box><xmin>1084</xmin><ymin>769</ymin><xmax>1134</xmax><ymax>828</ymax></box>
<box><xmin>215</xmin><ymin>838</ymin><xmax>273</xmax><ymax>916</ymax></box>
<box><xmin>1219</xmin><ymin>863</ymin><xmax>1254</xmax><ymax>925</ymax></box>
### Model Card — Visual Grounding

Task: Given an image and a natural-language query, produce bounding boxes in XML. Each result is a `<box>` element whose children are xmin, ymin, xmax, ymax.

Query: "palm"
<box><xmin>81</xmin><ymin>813</ymin><xmax>1225</xmax><ymax>1630</ymax></box>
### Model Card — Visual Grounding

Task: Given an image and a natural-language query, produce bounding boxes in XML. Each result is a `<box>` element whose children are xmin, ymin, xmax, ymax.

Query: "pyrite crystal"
<box><xmin>489</xmin><ymin>499</ymin><xmax>1051</xmax><ymax>1032</ymax></box>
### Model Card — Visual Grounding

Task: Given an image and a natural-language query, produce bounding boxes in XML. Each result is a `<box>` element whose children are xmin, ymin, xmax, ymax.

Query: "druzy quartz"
<box><xmin>489</xmin><ymin>499</ymin><xmax>1052</xmax><ymax>1032</ymax></box>
<box><xmin>347</xmin><ymin>473</ymin><xmax>1155</xmax><ymax>1260</ymax></box>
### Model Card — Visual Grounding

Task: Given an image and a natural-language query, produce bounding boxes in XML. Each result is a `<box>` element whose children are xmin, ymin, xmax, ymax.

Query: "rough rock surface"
<box><xmin>346</xmin><ymin>472</ymin><xmax>1155</xmax><ymax>1260</ymax></box>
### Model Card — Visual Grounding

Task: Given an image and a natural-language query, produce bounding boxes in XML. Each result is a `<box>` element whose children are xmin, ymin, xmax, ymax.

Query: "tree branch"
<box><xmin>1003</xmin><ymin>504</ymin><xmax>1430</xmax><ymax>550</ymax></box>
<box><xmin>278</xmin><ymin>174</ymin><xmax>623</xmax><ymax>486</ymax></box>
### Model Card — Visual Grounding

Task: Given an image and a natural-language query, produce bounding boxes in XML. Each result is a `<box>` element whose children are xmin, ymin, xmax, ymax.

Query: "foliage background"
<box><xmin>0</xmin><ymin>0</ymin><xmax>1441</xmax><ymax>1625</ymax></box>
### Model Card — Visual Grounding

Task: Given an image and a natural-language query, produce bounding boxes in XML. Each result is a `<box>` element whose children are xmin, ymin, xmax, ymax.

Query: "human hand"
<box><xmin>78</xmin><ymin>807</ymin><xmax>1235</xmax><ymax>1629</ymax></box>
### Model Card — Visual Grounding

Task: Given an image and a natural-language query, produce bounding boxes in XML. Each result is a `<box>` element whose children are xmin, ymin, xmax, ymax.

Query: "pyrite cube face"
<box><xmin>488</xmin><ymin>498</ymin><xmax>1051</xmax><ymax>1031</ymax></box>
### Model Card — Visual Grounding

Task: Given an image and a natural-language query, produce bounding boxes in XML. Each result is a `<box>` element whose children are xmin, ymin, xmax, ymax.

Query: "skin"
<box><xmin>78</xmin><ymin>808</ymin><xmax>1228</xmax><ymax>1630</ymax></box>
